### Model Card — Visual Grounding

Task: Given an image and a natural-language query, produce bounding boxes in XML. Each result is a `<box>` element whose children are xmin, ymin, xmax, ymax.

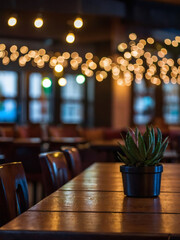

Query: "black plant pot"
<box><xmin>120</xmin><ymin>164</ymin><xmax>163</xmax><ymax>197</ymax></box>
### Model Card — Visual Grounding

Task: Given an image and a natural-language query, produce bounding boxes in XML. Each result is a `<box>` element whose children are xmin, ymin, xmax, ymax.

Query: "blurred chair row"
<box><xmin>39</xmin><ymin>146</ymin><xmax>82</xmax><ymax>196</ymax></box>
<box><xmin>0</xmin><ymin>146</ymin><xmax>82</xmax><ymax>227</ymax></box>
<box><xmin>0</xmin><ymin>122</ymin><xmax>127</xmax><ymax>141</ymax></box>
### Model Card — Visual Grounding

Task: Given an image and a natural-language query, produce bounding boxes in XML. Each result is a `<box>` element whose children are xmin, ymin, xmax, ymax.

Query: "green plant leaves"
<box><xmin>138</xmin><ymin>132</ymin><xmax>146</xmax><ymax>160</ymax></box>
<box><xmin>116</xmin><ymin>125</ymin><xmax>169</xmax><ymax>166</ymax></box>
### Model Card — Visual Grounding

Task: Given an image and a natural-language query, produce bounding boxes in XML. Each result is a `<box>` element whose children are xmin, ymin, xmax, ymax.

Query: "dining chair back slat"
<box><xmin>39</xmin><ymin>151</ymin><xmax>69</xmax><ymax>196</ymax></box>
<box><xmin>61</xmin><ymin>146</ymin><xmax>82</xmax><ymax>178</ymax></box>
<box><xmin>0</xmin><ymin>162</ymin><xmax>29</xmax><ymax>226</ymax></box>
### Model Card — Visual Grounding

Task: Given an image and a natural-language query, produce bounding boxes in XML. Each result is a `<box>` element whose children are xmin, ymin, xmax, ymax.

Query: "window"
<box><xmin>133</xmin><ymin>80</ymin><xmax>180</xmax><ymax>125</ymax></box>
<box><xmin>61</xmin><ymin>102</ymin><xmax>84</xmax><ymax>123</ymax></box>
<box><xmin>0</xmin><ymin>71</ymin><xmax>18</xmax><ymax>122</ymax></box>
<box><xmin>163</xmin><ymin>83</ymin><xmax>180</xmax><ymax>124</ymax></box>
<box><xmin>60</xmin><ymin>74</ymin><xmax>85</xmax><ymax>124</ymax></box>
<box><xmin>28</xmin><ymin>73</ymin><xmax>53</xmax><ymax>123</ymax></box>
<box><xmin>0</xmin><ymin>70</ymin><xmax>95</xmax><ymax>126</ymax></box>
<box><xmin>133</xmin><ymin>80</ymin><xmax>155</xmax><ymax>125</ymax></box>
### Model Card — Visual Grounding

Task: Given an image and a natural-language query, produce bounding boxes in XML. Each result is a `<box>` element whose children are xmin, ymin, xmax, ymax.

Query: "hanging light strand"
<box><xmin>0</xmin><ymin>34</ymin><xmax>179</xmax><ymax>86</ymax></box>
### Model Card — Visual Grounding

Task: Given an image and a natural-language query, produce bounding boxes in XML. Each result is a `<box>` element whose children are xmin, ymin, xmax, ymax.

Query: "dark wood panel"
<box><xmin>30</xmin><ymin>191</ymin><xmax>180</xmax><ymax>214</ymax></box>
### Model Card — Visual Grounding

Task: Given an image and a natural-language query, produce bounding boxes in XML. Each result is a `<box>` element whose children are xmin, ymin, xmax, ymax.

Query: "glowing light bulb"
<box><xmin>76</xmin><ymin>74</ymin><xmax>85</xmax><ymax>84</ymax></box>
<box><xmin>8</xmin><ymin>17</ymin><xmax>17</xmax><ymax>27</ymax></box>
<box><xmin>74</xmin><ymin>17</ymin><xmax>83</xmax><ymax>29</ymax></box>
<box><xmin>42</xmin><ymin>77</ymin><xmax>52</xmax><ymax>88</ymax></box>
<box><xmin>58</xmin><ymin>78</ymin><xmax>67</xmax><ymax>86</ymax></box>
<box><xmin>34</xmin><ymin>18</ymin><xmax>43</xmax><ymax>28</ymax></box>
<box><xmin>66</xmin><ymin>33</ymin><xmax>75</xmax><ymax>43</ymax></box>
<box><xmin>54</xmin><ymin>64</ymin><xmax>63</xmax><ymax>73</ymax></box>
<box><xmin>129</xmin><ymin>33</ymin><xmax>137</xmax><ymax>41</ymax></box>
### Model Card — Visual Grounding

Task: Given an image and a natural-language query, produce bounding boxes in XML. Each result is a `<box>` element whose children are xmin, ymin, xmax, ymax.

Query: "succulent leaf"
<box><xmin>158</xmin><ymin>137</ymin><xmax>169</xmax><ymax>157</ymax></box>
<box><xmin>143</xmin><ymin>131</ymin><xmax>149</xmax><ymax>150</ymax></box>
<box><xmin>143</xmin><ymin>126</ymin><xmax>152</xmax><ymax>152</ymax></box>
<box><xmin>117</xmin><ymin>125</ymin><xmax>169</xmax><ymax>166</ymax></box>
<box><xmin>151</xmin><ymin>127</ymin><xmax>155</xmax><ymax>153</ymax></box>
<box><xmin>118</xmin><ymin>143</ymin><xmax>136</xmax><ymax>164</ymax></box>
<box><xmin>145</xmin><ymin>142</ymin><xmax>161</xmax><ymax>165</ymax></box>
<box><xmin>126</xmin><ymin>133</ymin><xmax>142</xmax><ymax>162</ymax></box>
<box><xmin>117</xmin><ymin>151</ymin><xmax>129</xmax><ymax>165</ymax></box>
<box><xmin>138</xmin><ymin>132</ymin><xmax>146</xmax><ymax>160</ymax></box>
<box><xmin>157</xmin><ymin>127</ymin><xmax>162</xmax><ymax>144</ymax></box>
<box><xmin>128</xmin><ymin>128</ymin><xmax>137</xmax><ymax>145</ymax></box>
<box><xmin>135</xmin><ymin>127</ymin><xmax>139</xmax><ymax>142</ymax></box>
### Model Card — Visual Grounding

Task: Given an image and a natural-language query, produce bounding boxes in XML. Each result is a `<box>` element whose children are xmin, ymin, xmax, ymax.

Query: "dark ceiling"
<box><xmin>0</xmin><ymin>0</ymin><xmax>179</xmax><ymax>50</ymax></box>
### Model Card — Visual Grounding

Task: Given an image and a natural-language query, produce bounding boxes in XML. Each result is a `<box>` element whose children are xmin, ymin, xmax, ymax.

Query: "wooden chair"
<box><xmin>61</xmin><ymin>146</ymin><xmax>82</xmax><ymax>178</ymax></box>
<box><xmin>39</xmin><ymin>151</ymin><xmax>69</xmax><ymax>197</ymax></box>
<box><xmin>0</xmin><ymin>162</ymin><xmax>29</xmax><ymax>226</ymax></box>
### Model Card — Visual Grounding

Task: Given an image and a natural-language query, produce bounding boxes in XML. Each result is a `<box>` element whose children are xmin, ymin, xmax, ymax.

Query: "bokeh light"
<box><xmin>66</xmin><ymin>33</ymin><xmax>75</xmax><ymax>43</ymax></box>
<box><xmin>74</xmin><ymin>17</ymin><xmax>83</xmax><ymax>29</ymax></box>
<box><xmin>54</xmin><ymin>64</ymin><xmax>63</xmax><ymax>73</ymax></box>
<box><xmin>76</xmin><ymin>74</ymin><xmax>85</xmax><ymax>84</ymax></box>
<box><xmin>58</xmin><ymin>77</ymin><xmax>67</xmax><ymax>86</ymax></box>
<box><xmin>42</xmin><ymin>77</ymin><xmax>52</xmax><ymax>88</ymax></box>
<box><xmin>34</xmin><ymin>18</ymin><xmax>43</xmax><ymax>28</ymax></box>
<box><xmin>8</xmin><ymin>17</ymin><xmax>17</xmax><ymax>27</ymax></box>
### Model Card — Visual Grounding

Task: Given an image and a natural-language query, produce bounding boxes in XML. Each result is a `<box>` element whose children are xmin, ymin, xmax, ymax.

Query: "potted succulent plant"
<box><xmin>117</xmin><ymin>125</ymin><xmax>169</xmax><ymax>197</ymax></box>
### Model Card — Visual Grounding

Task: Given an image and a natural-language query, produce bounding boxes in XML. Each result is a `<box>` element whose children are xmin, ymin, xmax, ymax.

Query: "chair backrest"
<box><xmin>39</xmin><ymin>151</ymin><xmax>69</xmax><ymax>196</ymax></box>
<box><xmin>61</xmin><ymin>146</ymin><xmax>82</xmax><ymax>178</ymax></box>
<box><xmin>0</xmin><ymin>162</ymin><xmax>29</xmax><ymax>226</ymax></box>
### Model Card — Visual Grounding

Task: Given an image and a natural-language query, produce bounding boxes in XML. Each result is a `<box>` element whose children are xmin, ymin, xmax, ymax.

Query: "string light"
<box><xmin>58</xmin><ymin>77</ymin><xmax>67</xmax><ymax>86</ymax></box>
<box><xmin>66</xmin><ymin>33</ymin><xmax>75</xmax><ymax>43</ymax></box>
<box><xmin>147</xmin><ymin>37</ymin><xmax>154</xmax><ymax>44</ymax></box>
<box><xmin>54</xmin><ymin>64</ymin><xmax>63</xmax><ymax>73</ymax></box>
<box><xmin>129</xmin><ymin>33</ymin><xmax>137</xmax><ymax>41</ymax></box>
<box><xmin>42</xmin><ymin>77</ymin><xmax>52</xmax><ymax>88</ymax></box>
<box><xmin>34</xmin><ymin>17</ymin><xmax>43</xmax><ymax>28</ymax></box>
<box><xmin>76</xmin><ymin>74</ymin><xmax>85</xmax><ymax>84</ymax></box>
<box><xmin>0</xmin><ymin>34</ymin><xmax>179</xmax><ymax>86</ymax></box>
<box><xmin>74</xmin><ymin>17</ymin><xmax>83</xmax><ymax>29</ymax></box>
<box><xmin>8</xmin><ymin>16</ymin><xmax>17</xmax><ymax>27</ymax></box>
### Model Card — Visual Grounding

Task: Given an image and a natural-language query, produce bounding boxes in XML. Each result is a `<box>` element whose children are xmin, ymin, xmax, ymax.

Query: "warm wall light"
<box><xmin>66</xmin><ymin>32</ymin><xmax>75</xmax><ymax>43</ymax></box>
<box><xmin>8</xmin><ymin>17</ymin><xmax>17</xmax><ymax>27</ymax></box>
<box><xmin>34</xmin><ymin>17</ymin><xmax>43</xmax><ymax>28</ymax></box>
<box><xmin>74</xmin><ymin>17</ymin><xmax>83</xmax><ymax>29</ymax></box>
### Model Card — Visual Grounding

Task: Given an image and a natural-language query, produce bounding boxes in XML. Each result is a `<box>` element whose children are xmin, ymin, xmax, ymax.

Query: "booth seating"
<box><xmin>0</xmin><ymin>123</ymin><xmax>126</xmax><ymax>143</ymax></box>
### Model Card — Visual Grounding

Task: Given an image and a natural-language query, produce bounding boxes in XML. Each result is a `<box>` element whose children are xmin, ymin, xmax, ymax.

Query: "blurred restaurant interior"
<box><xmin>1</xmin><ymin>1</ymin><xmax>180</xmax><ymax>239</ymax></box>
<box><xmin>0</xmin><ymin>0</ymin><xmax>180</xmax><ymax>204</ymax></box>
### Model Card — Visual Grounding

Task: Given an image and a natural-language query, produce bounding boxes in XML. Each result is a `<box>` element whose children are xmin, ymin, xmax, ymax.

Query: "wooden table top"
<box><xmin>90</xmin><ymin>139</ymin><xmax>122</xmax><ymax>150</ymax></box>
<box><xmin>1</xmin><ymin>163</ymin><xmax>180</xmax><ymax>240</ymax></box>
<box><xmin>13</xmin><ymin>138</ymin><xmax>42</xmax><ymax>146</ymax></box>
<box><xmin>49</xmin><ymin>137</ymin><xmax>87</xmax><ymax>144</ymax></box>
